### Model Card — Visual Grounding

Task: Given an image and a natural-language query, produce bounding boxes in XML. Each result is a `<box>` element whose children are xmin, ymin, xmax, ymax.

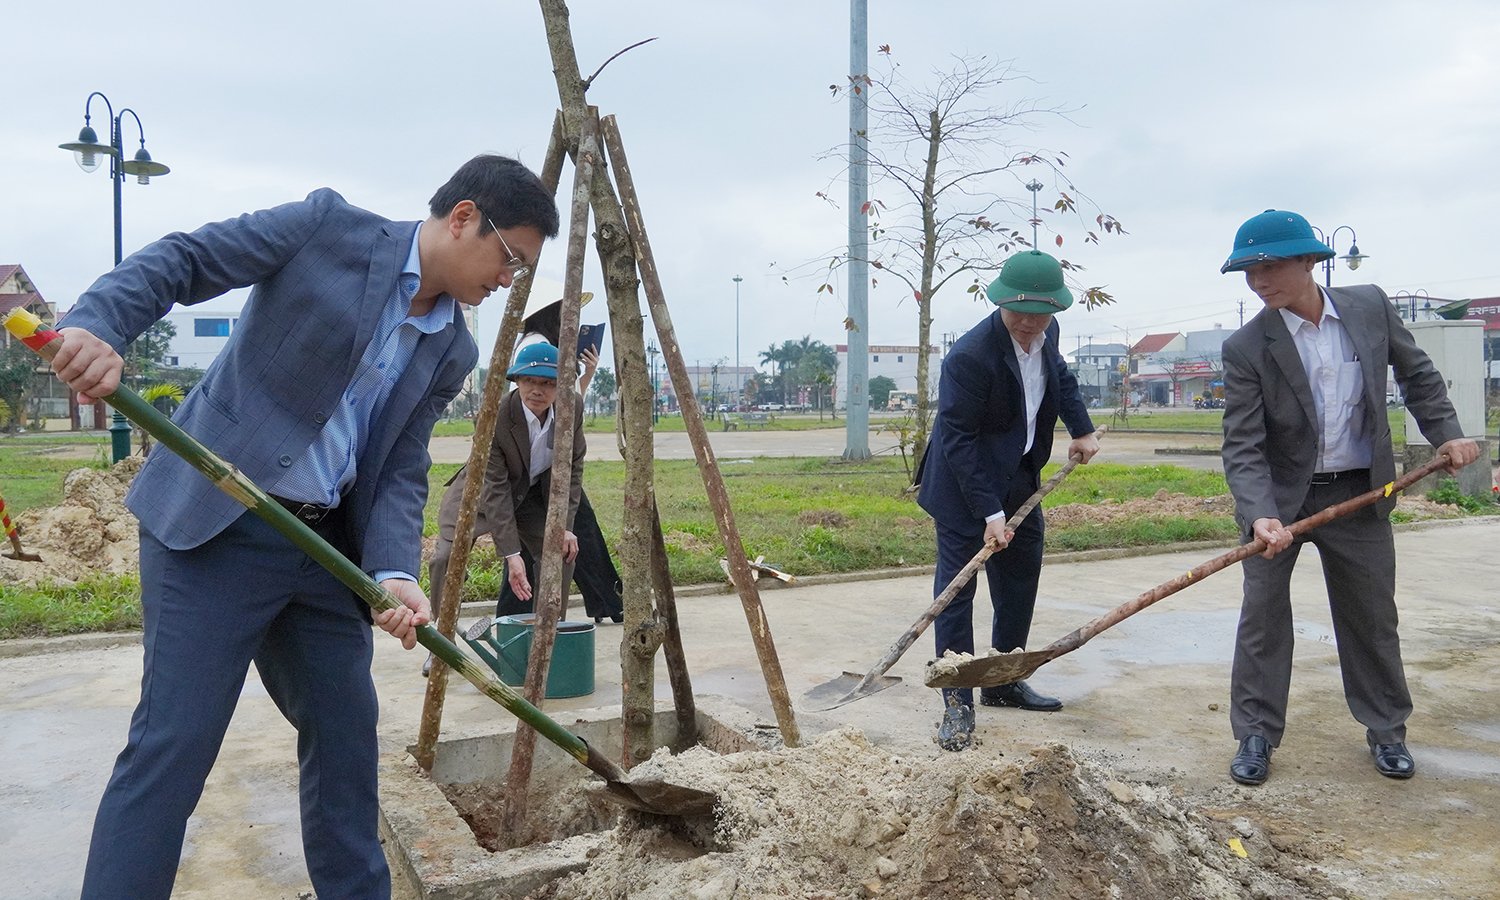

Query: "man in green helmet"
<box><xmin>916</xmin><ymin>250</ymin><xmax>1100</xmax><ymax>751</ymax></box>
<box><xmin>1218</xmin><ymin>209</ymin><xmax>1479</xmax><ymax>786</ymax></box>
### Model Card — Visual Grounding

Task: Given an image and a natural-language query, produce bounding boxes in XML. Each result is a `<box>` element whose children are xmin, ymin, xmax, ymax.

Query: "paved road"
<box><xmin>431</xmin><ymin>428</ymin><xmax>1228</xmax><ymax>471</ymax></box>
<box><xmin>4</xmin><ymin>520</ymin><xmax>1497</xmax><ymax>898</ymax></box>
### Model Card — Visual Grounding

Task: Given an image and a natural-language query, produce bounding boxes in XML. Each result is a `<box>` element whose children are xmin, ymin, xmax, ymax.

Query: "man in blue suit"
<box><xmin>48</xmin><ymin>154</ymin><xmax>559</xmax><ymax>899</ymax></box>
<box><xmin>916</xmin><ymin>250</ymin><xmax>1099</xmax><ymax>751</ymax></box>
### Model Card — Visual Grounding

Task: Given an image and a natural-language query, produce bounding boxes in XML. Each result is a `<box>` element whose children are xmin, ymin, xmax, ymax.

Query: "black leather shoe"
<box><xmin>935</xmin><ymin>703</ymin><xmax>976</xmax><ymax>752</ymax></box>
<box><xmin>1370</xmin><ymin>742</ymin><xmax>1416</xmax><ymax>779</ymax></box>
<box><xmin>594</xmin><ymin>613</ymin><xmax>625</xmax><ymax>624</ymax></box>
<box><xmin>1230</xmin><ymin>735</ymin><xmax>1273</xmax><ymax>785</ymax></box>
<box><xmin>979</xmin><ymin>680</ymin><xmax>1063</xmax><ymax>712</ymax></box>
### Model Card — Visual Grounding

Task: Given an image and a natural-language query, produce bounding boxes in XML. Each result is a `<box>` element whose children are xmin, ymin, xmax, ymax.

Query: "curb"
<box><xmin>3</xmin><ymin>517</ymin><xmax>1492</xmax><ymax>662</ymax></box>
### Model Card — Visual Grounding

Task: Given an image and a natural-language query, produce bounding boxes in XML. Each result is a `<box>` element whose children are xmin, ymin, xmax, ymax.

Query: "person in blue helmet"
<box><xmin>426</xmin><ymin>341</ymin><xmax>585</xmax><ymax>645</ymax></box>
<box><xmin>1218</xmin><ymin>210</ymin><xmax>1480</xmax><ymax>786</ymax></box>
<box><xmin>916</xmin><ymin>250</ymin><xmax>1099</xmax><ymax>751</ymax></box>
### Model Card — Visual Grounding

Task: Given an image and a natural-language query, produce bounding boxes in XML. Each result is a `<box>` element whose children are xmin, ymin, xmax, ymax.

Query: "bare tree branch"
<box><xmin>582</xmin><ymin>37</ymin><xmax>659</xmax><ymax>90</ymax></box>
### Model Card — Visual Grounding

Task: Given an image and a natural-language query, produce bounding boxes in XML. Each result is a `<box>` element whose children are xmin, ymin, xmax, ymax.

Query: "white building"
<box><xmin>834</xmin><ymin>343</ymin><xmax>942</xmax><ymax>409</ymax></box>
<box><xmin>162</xmin><ymin>293</ymin><xmax>248</xmax><ymax>370</ymax></box>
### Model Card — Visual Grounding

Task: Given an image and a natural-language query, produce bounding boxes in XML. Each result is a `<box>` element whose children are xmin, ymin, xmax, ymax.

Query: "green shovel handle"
<box><xmin>8</xmin><ymin>317</ymin><xmax>612</xmax><ymax>778</ymax></box>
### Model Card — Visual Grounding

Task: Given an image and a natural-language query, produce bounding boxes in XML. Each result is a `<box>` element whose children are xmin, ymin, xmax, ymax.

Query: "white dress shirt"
<box><xmin>1278</xmin><ymin>290</ymin><xmax>1372</xmax><ymax>472</ymax></box>
<box><xmin>985</xmin><ymin>333</ymin><xmax>1047</xmax><ymax>523</ymax></box>
<box><xmin>523</xmin><ymin>403</ymin><xmax>554</xmax><ymax>483</ymax></box>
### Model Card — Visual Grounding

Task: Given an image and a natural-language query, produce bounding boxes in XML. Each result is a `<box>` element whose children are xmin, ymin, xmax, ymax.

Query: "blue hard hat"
<box><xmin>506</xmin><ymin>341</ymin><xmax>559</xmax><ymax>381</ymax></box>
<box><xmin>1221</xmin><ymin>210</ymin><xmax>1334</xmax><ymax>274</ymax></box>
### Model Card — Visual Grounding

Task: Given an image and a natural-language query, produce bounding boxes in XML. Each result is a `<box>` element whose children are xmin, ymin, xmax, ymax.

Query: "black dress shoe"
<box><xmin>1230</xmin><ymin>735</ymin><xmax>1273</xmax><ymax>785</ymax></box>
<box><xmin>594</xmin><ymin>613</ymin><xmax>624</xmax><ymax>624</ymax></box>
<box><xmin>1370</xmin><ymin>742</ymin><xmax>1416</xmax><ymax>779</ymax></box>
<box><xmin>979</xmin><ymin>680</ymin><xmax>1063</xmax><ymax>712</ymax></box>
<box><xmin>935</xmin><ymin>703</ymin><xmax>976</xmax><ymax>752</ymax></box>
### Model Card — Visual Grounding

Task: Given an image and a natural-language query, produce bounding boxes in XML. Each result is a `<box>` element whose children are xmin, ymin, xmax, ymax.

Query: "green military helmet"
<box><xmin>985</xmin><ymin>250</ymin><xmax>1074</xmax><ymax>314</ymax></box>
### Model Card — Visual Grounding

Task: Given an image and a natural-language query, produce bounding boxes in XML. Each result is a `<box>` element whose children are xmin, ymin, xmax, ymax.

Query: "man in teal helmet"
<box><xmin>915</xmin><ymin>250</ymin><xmax>1100</xmax><ymax>751</ymax></box>
<box><xmin>427</xmin><ymin>341</ymin><xmax>585</xmax><ymax>645</ymax></box>
<box><xmin>1219</xmin><ymin>210</ymin><xmax>1479</xmax><ymax>786</ymax></box>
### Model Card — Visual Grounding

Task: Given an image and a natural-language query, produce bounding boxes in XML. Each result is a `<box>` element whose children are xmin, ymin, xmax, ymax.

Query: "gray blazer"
<box><xmin>61</xmin><ymin>189</ymin><xmax>476</xmax><ymax>577</ymax></box>
<box><xmin>468</xmin><ymin>390</ymin><xmax>585</xmax><ymax>558</ymax></box>
<box><xmin>1221</xmin><ymin>284</ymin><xmax>1462</xmax><ymax>527</ymax></box>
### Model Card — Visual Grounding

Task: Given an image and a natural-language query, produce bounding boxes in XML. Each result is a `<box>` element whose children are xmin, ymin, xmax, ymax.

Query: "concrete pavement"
<box><xmin>3</xmin><ymin>519</ymin><xmax>1498</xmax><ymax>898</ymax></box>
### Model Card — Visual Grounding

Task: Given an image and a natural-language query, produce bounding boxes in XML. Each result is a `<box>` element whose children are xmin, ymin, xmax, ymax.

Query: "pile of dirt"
<box><xmin>535</xmin><ymin>729</ymin><xmax>1340</xmax><ymax>899</ymax></box>
<box><xmin>0</xmin><ymin>459</ymin><xmax>141</xmax><ymax>586</ymax></box>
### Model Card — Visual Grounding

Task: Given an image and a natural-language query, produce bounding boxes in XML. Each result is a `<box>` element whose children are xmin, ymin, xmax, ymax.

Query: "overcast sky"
<box><xmin>5</xmin><ymin>1</ymin><xmax>1498</xmax><ymax>369</ymax></box>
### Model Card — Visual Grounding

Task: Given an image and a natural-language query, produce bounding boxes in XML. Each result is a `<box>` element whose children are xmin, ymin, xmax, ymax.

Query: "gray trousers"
<box><xmin>428</xmin><ymin>466</ymin><xmax>572</xmax><ymax>614</ymax></box>
<box><xmin>1231</xmin><ymin>477</ymin><xmax>1410</xmax><ymax>747</ymax></box>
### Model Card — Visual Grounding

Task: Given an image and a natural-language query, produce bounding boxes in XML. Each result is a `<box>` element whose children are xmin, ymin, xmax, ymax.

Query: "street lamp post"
<box><xmin>59</xmin><ymin>91</ymin><xmax>171</xmax><ymax>458</ymax></box>
<box><xmin>646</xmin><ymin>340</ymin><xmax>660</xmax><ymax>424</ymax></box>
<box><xmin>732</xmin><ymin>274</ymin><xmax>743</xmax><ymax>377</ymax></box>
<box><xmin>1311</xmin><ymin>224</ymin><xmax>1368</xmax><ymax>289</ymax></box>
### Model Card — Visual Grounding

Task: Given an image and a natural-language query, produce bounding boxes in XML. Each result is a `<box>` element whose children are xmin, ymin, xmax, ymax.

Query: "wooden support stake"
<box><xmin>413</xmin><ymin>113</ymin><xmax>567</xmax><ymax>771</ymax></box>
<box><xmin>601</xmin><ymin>114</ymin><xmax>801</xmax><ymax>747</ymax></box>
<box><xmin>650</xmin><ymin>502</ymin><xmax>697</xmax><ymax>749</ymax></box>
<box><xmin>499</xmin><ymin>115</ymin><xmax>598</xmax><ymax>837</ymax></box>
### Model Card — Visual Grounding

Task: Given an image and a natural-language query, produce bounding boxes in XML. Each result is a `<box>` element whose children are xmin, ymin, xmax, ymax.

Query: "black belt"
<box><xmin>269</xmin><ymin>495</ymin><xmax>339</xmax><ymax>525</ymax></box>
<box><xmin>1309</xmin><ymin>468</ymin><xmax>1369</xmax><ymax>486</ymax></box>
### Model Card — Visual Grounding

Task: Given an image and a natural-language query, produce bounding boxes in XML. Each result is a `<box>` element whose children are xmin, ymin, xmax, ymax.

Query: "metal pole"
<box><xmin>733</xmin><ymin>274</ymin><xmax>742</xmax><ymax>377</ymax></box>
<box><xmin>843</xmin><ymin>0</ymin><xmax>871</xmax><ymax>459</ymax></box>
<box><xmin>107</xmin><ymin>109</ymin><xmax>132</xmax><ymax>459</ymax></box>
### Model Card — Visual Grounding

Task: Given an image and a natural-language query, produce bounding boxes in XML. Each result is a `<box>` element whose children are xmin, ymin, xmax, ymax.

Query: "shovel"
<box><xmin>925</xmin><ymin>453</ymin><xmax>1453</xmax><ymax>690</ymax></box>
<box><xmin>1</xmin><ymin>493</ymin><xmax>43</xmax><ymax>562</ymax></box>
<box><xmin>803</xmin><ymin>438</ymin><xmax>1099</xmax><ymax>711</ymax></box>
<box><xmin>3</xmin><ymin>309</ymin><xmax>714</xmax><ymax>818</ymax></box>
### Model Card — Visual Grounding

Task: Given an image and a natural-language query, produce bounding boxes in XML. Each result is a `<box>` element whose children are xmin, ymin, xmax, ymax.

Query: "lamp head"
<box><xmin>122</xmin><ymin>147</ymin><xmax>170</xmax><ymax>185</ymax></box>
<box><xmin>1342</xmin><ymin>243</ymin><xmax>1367</xmax><ymax>271</ymax></box>
<box><xmin>59</xmin><ymin>125</ymin><xmax>115</xmax><ymax>174</ymax></box>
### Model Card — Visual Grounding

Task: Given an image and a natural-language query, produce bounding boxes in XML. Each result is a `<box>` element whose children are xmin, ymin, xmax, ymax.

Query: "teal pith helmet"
<box><xmin>1221</xmin><ymin>210</ymin><xmax>1334</xmax><ymax>274</ymax></box>
<box><xmin>506</xmin><ymin>341</ymin><xmax>559</xmax><ymax>381</ymax></box>
<box><xmin>985</xmin><ymin>251</ymin><xmax>1074</xmax><ymax>314</ymax></box>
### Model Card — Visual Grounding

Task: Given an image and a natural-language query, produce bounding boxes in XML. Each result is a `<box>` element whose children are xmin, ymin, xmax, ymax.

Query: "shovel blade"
<box><xmin>802</xmin><ymin>671</ymin><xmax>904</xmax><ymax>711</ymax></box>
<box><xmin>923</xmin><ymin>650</ymin><xmax>1050</xmax><ymax>689</ymax></box>
<box><xmin>594</xmin><ymin>776</ymin><xmax>719</xmax><ymax>817</ymax></box>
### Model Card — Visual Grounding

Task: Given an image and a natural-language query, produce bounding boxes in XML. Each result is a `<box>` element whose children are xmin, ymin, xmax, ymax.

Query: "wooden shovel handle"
<box><xmin>845</xmin><ymin>436</ymin><xmax>1101</xmax><ymax>696</ymax></box>
<box><xmin>1044</xmin><ymin>454</ymin><xmax>1451</xmax><ymax>658</ymax></box>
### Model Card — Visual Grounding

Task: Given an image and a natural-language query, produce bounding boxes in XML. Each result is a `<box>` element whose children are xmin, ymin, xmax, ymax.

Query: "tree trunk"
<box><xmin>913</xmin><ymin>109</ymin><xmax>942</xmax><ymax>468</ymax></box>
<box><xmin>603</xmin><ymin>114</ymin><xmax>801</xmax><ymax>748</ymax></box>
<box><xmin>538</xmin><ymin>0</ymin><xmax>660</xmax><ymax>765</ymax></box>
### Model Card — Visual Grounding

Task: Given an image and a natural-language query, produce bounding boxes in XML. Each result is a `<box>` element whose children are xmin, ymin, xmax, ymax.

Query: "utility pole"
<box><xmin>1238</xmin><ymin>298</ymin><xmax>1245</xmax><ymax>327</ymax></box>
<box><xmin>842</xmin><ymin>0</ymin><xmax>871</xmax><ymax>460</ymax></box>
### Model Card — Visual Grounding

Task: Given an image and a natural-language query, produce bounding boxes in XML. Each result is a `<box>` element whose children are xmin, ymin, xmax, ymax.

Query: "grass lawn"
<box><xmin>0</xmin><ymin>436</ymin><xmax>110</xmax><ymax>516</ymax></box>
<box><xmin>420</xmin><ymin>457</ymin><xmax>1238</xmax><ymax>601</ymax></box>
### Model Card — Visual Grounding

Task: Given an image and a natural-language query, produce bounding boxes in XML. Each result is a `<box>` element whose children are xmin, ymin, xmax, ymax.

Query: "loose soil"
<box><xmin>0</xmin><ymin>458</ymin><xmax>141</xmax><ymax>586</ymax></box>
<box><xmin>532</xmin><ymin>729</ymin><xmax>1342</xmax><ymax>899</ymax></box>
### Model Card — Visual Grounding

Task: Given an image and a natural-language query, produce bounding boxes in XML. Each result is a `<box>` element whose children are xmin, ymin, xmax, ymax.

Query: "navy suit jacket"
<box><xmin>916</xmin><ymin>311</ymin><xmax>1093</xmax><ymax>534</ymax></box>
<box><xmin>61</xmin><ymin>189</ymin><xmax>477</xmax><ymax>578</ymax></box>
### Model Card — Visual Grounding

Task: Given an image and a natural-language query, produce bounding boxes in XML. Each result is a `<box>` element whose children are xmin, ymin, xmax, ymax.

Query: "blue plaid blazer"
<box><xmin>61</xmin><ymin>189</ymin><xmax>476</xmax><ymax>577</ymax></box>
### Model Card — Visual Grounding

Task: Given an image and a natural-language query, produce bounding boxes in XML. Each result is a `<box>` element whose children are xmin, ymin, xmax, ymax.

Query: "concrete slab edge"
<box><xmin>4</xmin><ymin>516</ymin><xmax>1492</xmax><ymax>661</ymax></box>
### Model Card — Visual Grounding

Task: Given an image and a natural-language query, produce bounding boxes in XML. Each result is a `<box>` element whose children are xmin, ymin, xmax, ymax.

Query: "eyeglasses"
<box><xmin>486</xmin><ymin>216</ymin><xmax>532</xmax><ymax>280</ymax></box>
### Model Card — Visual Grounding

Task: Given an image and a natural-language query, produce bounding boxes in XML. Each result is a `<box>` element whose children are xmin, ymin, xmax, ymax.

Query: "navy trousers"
<box><xmin>932</xmin><ymin>464</ymin><xmax>1046</xmax><ymax>709</ymax></box>
<box><xmin>81</xmin><ymin>510</ymin><xmax>388</xmax><ymax>900</ymax></box>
